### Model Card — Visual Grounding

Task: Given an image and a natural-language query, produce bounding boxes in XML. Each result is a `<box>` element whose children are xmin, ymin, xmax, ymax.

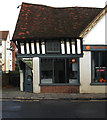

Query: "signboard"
<box><xmin>83</xmin><ymin>45</ymin><xmax>107</xmax><ymax>51</ymax></box>
<box><xmin>22</xmin><ymin>58</ymin><xmax>33</xmax><ymax>69</ymax></box>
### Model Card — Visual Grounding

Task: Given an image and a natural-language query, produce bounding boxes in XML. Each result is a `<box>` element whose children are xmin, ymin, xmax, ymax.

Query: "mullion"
<box><xmin>52</xmin><ymin>59</ymin><xmax>54</xmax><ymax>84</ymax></box>
<box><xmin>65</xmin><ymin>58</ymin><xmax>67</xmax><ymax>83</ymax></box>
<box><xmin>99</xmin><ymin>52</ymin><xmax>101</xmax><ymax>82</ymax></box>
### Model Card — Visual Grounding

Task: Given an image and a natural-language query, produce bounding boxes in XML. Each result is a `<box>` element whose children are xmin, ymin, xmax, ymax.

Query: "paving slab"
<box><xmin>1</xmin><ymin>87</ymin><xmax>107</xmax><ymax>100</ymax></box>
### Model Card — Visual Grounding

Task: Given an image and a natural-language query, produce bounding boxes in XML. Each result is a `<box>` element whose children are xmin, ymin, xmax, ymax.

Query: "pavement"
<box><xmin>1</xmin><ymin>86</ymin><xmax>107</xmax><ymax>100</ymax></box>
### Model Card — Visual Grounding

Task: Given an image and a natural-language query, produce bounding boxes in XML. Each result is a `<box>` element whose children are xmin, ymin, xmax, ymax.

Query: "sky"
<box><xmin>0</xmin><ymin>0</ymin><xmax>106</xmax><ymax>39</ymax></box>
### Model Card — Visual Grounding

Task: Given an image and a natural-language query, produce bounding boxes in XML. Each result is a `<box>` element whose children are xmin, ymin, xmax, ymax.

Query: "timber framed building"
<box><xmin>12</xmin><ymin>3</ymin><xmax>107</xmax><ymax>93</ymax></box>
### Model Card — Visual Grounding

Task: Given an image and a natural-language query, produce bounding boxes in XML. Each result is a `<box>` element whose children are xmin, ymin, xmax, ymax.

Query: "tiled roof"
<box><xmin>12</xmin><ymin>2</ymin><xmax>103</xmax><ymax>41</ymax></box>
<box><xmin>0</xmin><ymin>31</ymin><xmax>9</xmax><ymax>40</ymax></box>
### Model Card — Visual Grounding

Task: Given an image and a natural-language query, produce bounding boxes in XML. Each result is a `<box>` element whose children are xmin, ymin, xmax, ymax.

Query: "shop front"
<box><xmin>80</xmin><ymin>45</ymin><xmax>107</xmax><ymax>93</ymax></box>
<box><xmin>12</xmin><ymin>2</ymin><xmax>106</xmax><ymax>93</ymax></box>
<box><xmin>17</xmin><ymin>38</ymin><xmax>83</xmax><ymax>93</ymax></box>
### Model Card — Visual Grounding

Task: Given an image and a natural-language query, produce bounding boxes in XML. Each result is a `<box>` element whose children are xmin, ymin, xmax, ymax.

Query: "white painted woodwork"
<box><xmin>20</xmin><ymin>43</ymin><xmax>25</xmax><ymax>54</ymax></box>
<box><xmin>9</xmin><ymin>51</ymin><xmax>13</xmax><ymax>71</ymax></box>
<box><xmin>77</xmin><ymin>39</ymin><xmax>81</xmax><ymax>54</ymax></box>
<box><xmin>19</xmin><ymin>70</ymin><xmax>24</xmax><ymax>91</ymax></box>
<box><xmin>61</xmin><ymin>41</ymin><xmax>65</xmax><ymax>54</ymax></box>
<box><xmin>33</xmin><ymin>57</ymin><xmax>40</xmax><ymax>93</ymax></box>
<box><xmin>66</xmin><ymin>41</ymin><xmax>70</xmax><ymax>54</ymax></box>
<box><xmin>36</xmin><ymin>42</ymin><xmax>40</xmax><ymax>54</ymax></box>
<box><xmin>26</xmin><ymin>43</ymin><xmax>30</xmax><ymax>54</ymax></box>
<box><xmin>2</xmin><ymin>40</ymin><xmax>6</xmax><ymax>71</ymax></box>
<box><xmin>15</xmin><ymin>41</ymin><xmax>18</xmax><ymax>45</ymax></box>
<box><xmin>6</xmin><ymin>39</ymin><xmax>11</xmax><ymax>72</ymax></box>
<box><xmin>31</xmin><ymin>42</ymin><xmax>35</xmax><ymax>54</ymax></box>
<box><xmin>72</xmin><ymin>41</ymin><xmax>75</xmax><ymax>54</ymax></box>
<box><xmin>41</xmin><ymin>41</ymin><xmax>45</xmax><ymax>54</ymax></box>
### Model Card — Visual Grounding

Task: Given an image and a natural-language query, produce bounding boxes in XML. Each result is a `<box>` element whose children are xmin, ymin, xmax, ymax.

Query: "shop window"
<box><xmin>41</xmin><ymin>59</ymin><xmax>53</xmax><ymax>84</ymax></box>
<box><xmin>40</xmin><ymin>58</ymin><xmax>79</xmax><ymax>84</ymax></box>
<box><xmin>92</xmin><ymin>51</ymin><xmax>107</xmax><ymax>84</ymax></box>
<box><xmin>54</xmin><ymin>59</ymin><xmax>65</xmax><ymax>83</ymax></box>
<box><xmin>46</xmin><ymin>40</ymin><xmax>60</xmax><ymax>53</ymax></box>
<box><xmin>67</xmin><ymin>59</ymin><xmax>79</xmax><ymax>84</ymax></box>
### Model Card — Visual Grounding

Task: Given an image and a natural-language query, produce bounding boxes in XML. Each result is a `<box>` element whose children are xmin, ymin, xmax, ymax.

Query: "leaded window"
<box><xmin>46</xmin><ymin>40</ymin><xmax>60</xmax><ymax>53</ymax></box>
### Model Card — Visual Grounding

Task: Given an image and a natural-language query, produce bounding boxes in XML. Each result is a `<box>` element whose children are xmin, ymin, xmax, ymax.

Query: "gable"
<box><xmin>83</xmin><ymin>15</ymin><xmax>106</xmax><ymax>45</ymax></box>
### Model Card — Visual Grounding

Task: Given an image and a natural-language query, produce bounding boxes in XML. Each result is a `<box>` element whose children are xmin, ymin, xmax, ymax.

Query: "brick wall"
<box><xmin>41</xmin><ymin>86</ymin><xmax>79</xmax><ymax>93</ymax></box>
<box><xmin>2</xmin><ymin>72</ymin><xmax>20</xmax><ymax>87</ymax></box>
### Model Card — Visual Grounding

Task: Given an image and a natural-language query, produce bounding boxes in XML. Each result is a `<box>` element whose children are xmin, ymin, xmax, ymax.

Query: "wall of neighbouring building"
<box><xmin>83</xmin><ymin>15</ymin><xmax>106</xmax><ymax>45</ymax></box>
<box><xmin>80</xmin><ymin>51</ymin><xmax>107</xmax><ymax>93</ymax></box>
<box><xmin>2</xmin><ymin>34</ymin><xmax>13</xmax><ymax>72</ymax></box>
<box><xmin>80</xmin><ymin>13</ymin><xmax>107</xmax><ymax>93</ymax></box>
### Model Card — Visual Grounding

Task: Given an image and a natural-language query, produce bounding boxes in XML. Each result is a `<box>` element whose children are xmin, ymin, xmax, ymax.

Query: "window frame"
<box><xmin>91</xmin><ymin>51</ymin><xmax>107</xmax><ymax>85</ymax></box>
<box><xmin>45</xmin><ymin>40</ymin><xmax>61</xmax><ymax>54</ymax></box>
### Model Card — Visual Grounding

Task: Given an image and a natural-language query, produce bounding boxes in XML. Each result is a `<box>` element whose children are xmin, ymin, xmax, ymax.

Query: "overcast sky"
<box><xmin>0</xmin><ymin>0</ymin><xmax>106</xmax><ymax>39</ymax></box>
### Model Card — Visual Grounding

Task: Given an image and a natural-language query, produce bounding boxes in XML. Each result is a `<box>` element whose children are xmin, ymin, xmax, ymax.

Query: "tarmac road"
<box><xmin>1</xmin><ymin>100</ymin><xmax>107</xmax><ymax>119</ymax></box>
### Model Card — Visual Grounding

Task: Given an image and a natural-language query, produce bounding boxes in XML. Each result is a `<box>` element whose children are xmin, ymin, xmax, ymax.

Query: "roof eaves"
<box><xmin>0</xmin><ymin>31</ymin><xmax>9</xmax><ymax>40</ymax></box>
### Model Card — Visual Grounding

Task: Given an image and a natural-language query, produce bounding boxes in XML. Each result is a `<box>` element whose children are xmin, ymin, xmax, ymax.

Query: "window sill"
<box><xmin>90</xmin><ymin>83</ymin><xmax>107</xmax><ymax>86</ymax></box>
<box><xmin>39</xmin><ymin>83</ymin><xmax>80</xmax><ymax>86</ymax></box>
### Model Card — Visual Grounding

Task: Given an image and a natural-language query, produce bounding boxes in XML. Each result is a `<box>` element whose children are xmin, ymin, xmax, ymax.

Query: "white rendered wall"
<box><xmin>9</xmin><ymin>51</ymin><xmax>13</xmax><ymax>71</ymax></box>
<box><xmin>19</xmin><ymin>70</ymin><xmax>24</xmax><ymax>91</ymax></box>
<box><xmin>80</xmin><ymin>51</ymin><xmax>107</xmax><ymax>93</ymax></box>
<box><xmin>83</xmin><ymin>15</ymin><xmax>106</xmax><ymax>45</ymax></box>
<box><xmin>6</xmin><ymin>35</ymin><xmax>10</xmax><ymax>72</ymax></box>
<box><xmin>0</xmin><ymin>40</ymin><xmax>2</xmax><ymax>66</ymax></box>
<box><xmin>2</xmin><ymin>40</ymin><xmax>6</xmax><ymax>71</ymax></box>
<box><xmin>33</xmin><ymin>57</ymin><xmax>40</xmax><ymax>93</ymax></box>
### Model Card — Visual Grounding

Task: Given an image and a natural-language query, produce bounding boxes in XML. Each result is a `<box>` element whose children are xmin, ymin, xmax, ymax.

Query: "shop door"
<box><xmin>54</xmin><ymin>59</ymin><xmax>65</xmax><ymax>83</ymax></box>
<box><xmin>24</xmin><ymin>64</ymin><xmax>33</xmax><ymax>92</ymax></box>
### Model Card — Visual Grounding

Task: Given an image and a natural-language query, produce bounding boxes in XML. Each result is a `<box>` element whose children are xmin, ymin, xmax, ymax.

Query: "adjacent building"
<box><xmin>0</xmin><ymin>31</ymin><xmax>14</xmax><ymax>72</ymax></box>
<box><xmin>12</xmin><ymin>2</ymin><xmax>107</xmax><ymax>93</ymax></box>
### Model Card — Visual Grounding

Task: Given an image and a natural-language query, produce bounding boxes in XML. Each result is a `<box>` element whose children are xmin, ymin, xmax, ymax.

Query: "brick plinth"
<box><xmin>41</xmin><ymin>86</ymin><xmax>79</xmax><ymax>93</ymax></box>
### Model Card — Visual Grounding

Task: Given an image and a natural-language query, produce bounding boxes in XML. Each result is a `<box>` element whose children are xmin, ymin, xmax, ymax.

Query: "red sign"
<box><xmin>86</xmin><ymin>45</ymin><xmax>91</xmax><ymax>50</ymax></box>
<box><xmin>97</xmin><ymin>69</ymin><xmax>104</xmax><ymax>72</ymax></box>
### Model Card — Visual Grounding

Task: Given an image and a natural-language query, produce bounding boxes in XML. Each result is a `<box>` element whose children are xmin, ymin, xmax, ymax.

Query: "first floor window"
<box><xmin>46</xmin><ymin>40</ymin><xmax>60</xmax><ymax>53</ymax></box>
<box><xmin>40</xmin><ymin>58</ymin><xmax>79</xmax><ymax>84</ymax></box>
<box><xmin>91</xmin><ymin>51</ymin><xmax>107</xmax><ymax>83</ymax></box>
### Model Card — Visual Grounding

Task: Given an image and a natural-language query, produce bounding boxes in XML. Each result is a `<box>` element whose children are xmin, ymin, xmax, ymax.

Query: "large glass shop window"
<box><xmin>92</xmin><ymin>51</ymin><xmax>107</xmax><ymax>83</ymax></box>
<box><xmin>41</xmin><ymin>58</ymin><xmax>79</xmax><ymax>84</ymax></box>
<box><xmin>67</xmin><ymin>59</ymin><xmax>78</xmax><ymax>84</ymax></box>
<box><xmin>41</xmin><ymin>59</ymin><xmax>53</xmax><ymax>84</ymax></box>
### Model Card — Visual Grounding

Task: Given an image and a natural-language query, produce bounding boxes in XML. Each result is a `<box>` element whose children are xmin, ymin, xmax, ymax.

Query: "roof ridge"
<box><xmin>22</xmin><ymin>2</ymin><xmax>103</xmax><ymax>9</ymax></box>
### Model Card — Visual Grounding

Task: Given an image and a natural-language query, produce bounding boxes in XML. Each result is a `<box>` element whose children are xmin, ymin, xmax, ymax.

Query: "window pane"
<box><xmin>41</xmin><ymin>59</ymin><xmax>53</xmax><ymax>84</ymax></box>
<box><xmin>67</xmin><ymin>58</ymin><xmax>78</xmax><ymax>84</ymax></box>
<box><xmin>100</xmin><ymin>51</ymin><xmax>107</xmax><ymax>67</ymax></box>
<box><xmin>54</xmin><ymin>59</ymin><xmax>65</xmax><ymax>83</ymax></box>
<box><xmin>99</xmin><ymin>52</ymin><xmax>107</xmax><ymax>82</ymax></box>
<box><xmin>92</xmin><ymin>51</ymin><xmax>107</xmax><ymax>83</ymax></box>
<box><xmin>46</xmin><ymin>40</ymin><xmax>60</xmax><ymax>53</ymax></box>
